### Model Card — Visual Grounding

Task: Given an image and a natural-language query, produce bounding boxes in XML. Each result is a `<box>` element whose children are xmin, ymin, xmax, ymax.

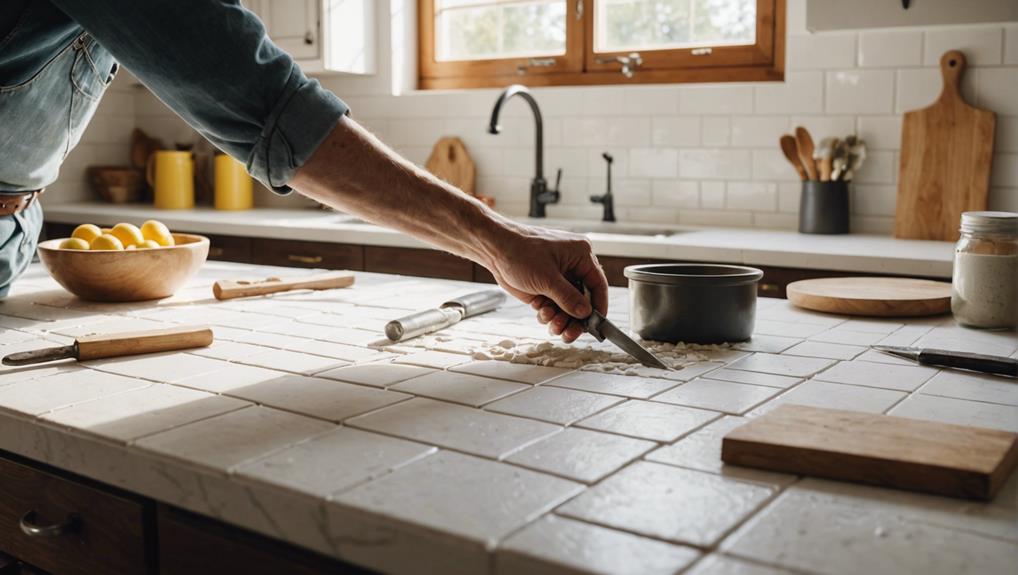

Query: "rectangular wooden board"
<box><xmin>721</xmin><ymin>404</ymin><xmax>1018</xmax><ymax>500</ymax></box>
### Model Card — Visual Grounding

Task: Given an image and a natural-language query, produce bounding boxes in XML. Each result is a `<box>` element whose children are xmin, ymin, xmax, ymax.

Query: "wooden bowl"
<box><xmin>87</xmin><ymin>166</ymin><xmax>145</xmax><ymax>204</ymax></box>
<box><xmin>38</xmin><ymin>234</ymin><xmax>209</xmax><ymax>302</ymax></box>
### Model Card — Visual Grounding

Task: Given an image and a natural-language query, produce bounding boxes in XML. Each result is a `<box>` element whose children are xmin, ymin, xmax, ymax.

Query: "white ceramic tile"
<box><xmin>889</xmin><ymin>394</ymin><xmax>1018</xmax><ymax>433</ymax></box>
<box><xmin>702</xmin><ymin>368</ymin><xmax>801</xmax><ymax>389</ymax></box>
<box><xmin>753</xmin><ymin>319</ymin><xmax>829</xmax><ymax>338</ymax></box>
<box><xmin>450</xmin><ymin>360</ymin><xmax>570</xmax><ymax>385</ymax></box>
<box><xmin>809</xmin><ymin>328</ymin><xmax>887</xmax><ymax>346</ymax></box>
<box><xmin>975</xmin><ymin>67</ymin><xmax>1018</xmax><ymax>116</ymax></box>
<box><xmin>651</xmin><ymin>180</ymin><xmax>700</xmax><ymax>208</ymax></box>
<box><xmin>751</xmin><ymin>380</ymin><xmax>906</xmax><ymax>416</ymax></box>
<box><xmin>506</xmin><ymin>427</ymin><xmax>654</xmax><ymax>484</ymax></box>
<box><xmin>680</xmin><ymin>86</ymin><xmax>753</xmax><ymax>114</ymax></box>
<box><xmin>728</xmin><ymin>353</ymin><xmax>835</xmax><ymax>377</ymax></box>
<box><xmin>997</xmin><ymin>116</ymin><xmax>1018</xmax><ymax>153</ymax></box>
<box><xmin>653</xmin><ymin>379</ymin><xmax>782</xmax><ymax>415</ymax></box>
<box><xmin>652</xmin><ymin>116</ymin><xmax>700</xmax><ymax>147</ymax></box>
<box><xmin>223</xmin><ymin>373</ymin><xmax>411</xmax><ymax>422</ymax></box>
<box><xmin>485</xmin><ymin>386</ymin><xmax>623</xmax><ymax>425</ymax></box>
<box><xmin>546</xmin><ymin>371</ymin><xmax>679</xmax><ymax>399</ymax></box>
<box><xmin>86</xmin><ymin>352</ymin><xmax>228</xmax><ymax>383</ymax></box>
<box><xmin>687</xmin><ymin>555</ymin><xmax>795</xmax><ymax>575</ymax></box>
<box><xmin>0</xmin><ymin>369</ymin><xmax>148</xmax><ymax>415</ymax></box>
<box><xmin>754</xmin><ymin>71</ymin><xmax>824</xmax><ymax>114</ymax></box>
<box><xmin>393</xmin><ymin>350</ymin><xmax>472</xmax><ymax>369</ymax></box>
<box><xmin>726</xmin><ymin>182</ymin><xmax>777</xmax><ymax>211</ymax></box>
<box><xmin>857</xmin><ymin>116</ymin><xmax>902</xmax><ymax>151</ymax></box>
<box><xmin>42</xmin><ymin>384</ymin><xmax>248</xmax><ymax>443</ymax></box>
<box><xmin>189</xmin><ymin>340</ymin><xmax>268</xmax><ymax>361</ymax></box>
<box><xmin>389</xmin><ymin>370</ymin><xmax>527</xmax><ymax>407</ymax></box>
<box><xmin>782</xmin><ymin>340</ymin><xmax>867</xmax><ymax>361</ymax></box>
<box><xmin>346</xmin><ymin>398</ymin><xmax>561</xmax><ymax>459</ymax></box>
<box><xmin>814</xmin><ymin>360</ymin><xmax>937</xmax><ymax>392</ymax></box>
<box><xmin>316</xmin><ymin>362</ymin><xmax>435</xmax><ymax>388</ymax></box>
<box><xmin>730</xmin><ymin>117</ymin><xmax>790</xmax><ymax>148</ymax></box>
<box><xmin>701</xmin><ymin>116</ymin><xmax>730</xmax><ymax>147</ymax></box>
<box><xmin>628</xmin><ymin>148</ymin><xmax>678</xmax><ymax>179</ymax></box>
<box><xmin>238</xmin><ymin>349</ymin><xmax>349</xmax><ymax>375</ymax></box>
<box><xmin>496</xmin><ymin>515</ymin><xmax>700</xmax><ymax>575</ymax></box>
<box><xmin>896</xmin><ymin>68</ymin><xmax>977</xmax><ymax>114</ymax></box>
<box><xmin>734</xmin><ymin>334</ymin><xmax>802</xmax><ymax>354</ymax></box>
<box><xmin>826</xmin><ymin>70</ymin><xmax>894</xmax><ymax>114</ymax></box>
<box><xmin>135</xmin><ymin>406</ymin><xmax>335</xmax><ymax>472</ymax></box>
<box><xmin>0</xmin><ymin>363</ymin><xmax>84</xmax><ymax>388</ymax></box>
<box><xmin>335</xmin><ymin>450</ymin><xmax>582</xmax><ymax>546</ymax></box>
<box><xmin>645</xmin><ymin>416</ymin><xmax>794</xmax><ymax>487</ymax></box>
<box><xmin>858</xmin><ymin>30</ymin><xmax>922</xmax><ymax>67</ymax></box>
<box><xmin>924</xmin><ymin>26</ymin><xmax>1003</xmax><ymax>66</ymax></box>
<box><xmin>723</xmin><ymin>480</ymin><xmax>1018</xmax><ymax>575</ymax></box>
<box><xmin>919</xmin><ymin>370</ymin><xmax>1018</xmax><ymax>407</ymax></box>
<box><xmin>679</xmin><ymin>149</ymin><xmax>752</xmax><ymax>180</ymax></box>
<box><xmin>577</xmin><ymin>400</ymin><xmax>719</xmax><ymax>442</ymax></box>
<box><xmin>172</xmin><ymin>363</ymin><xmax>290</xmax><ymax>393</ymax></box>
<box><xmin>287</xmin><ymin>340</ymin><xmax>393</xmax><ymax>363</ymax></box>
<box><xmin>787</xmin><ymin>34</ymin><xmax>856</xmax><ymax>69</ymax></box>
<box><xmin>235</xmin><ymin>427</ymin><xmax>436</xmax><ymax>497</ymax></box>
<box><xmin>557</xmin><ymin>461</ymin><xmax>774</xmax><ymax>547</ymax></box>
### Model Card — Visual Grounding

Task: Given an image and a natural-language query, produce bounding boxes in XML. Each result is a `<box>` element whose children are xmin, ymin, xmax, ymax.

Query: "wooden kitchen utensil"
<box><xmin>786</xmin><ymin>277</ymin><xmax>952</xmax><ymax>317</ymax></box>
<box><xmin>722</xmin><ymin>404</ymin><xmax>1018</xmax><ymax>500</ymax></box>
<box><xmin>794</xmin><ymin>126</ymin><xmax>819</xmax><ymax>181</ymax></box>
<box><xmin>895</xmin><ymin>50</ymin><xmax>996</xmax><ymax>241</ymax></box>
<box><xmin>425</xmin><ymin>137</ymin><xmax>494</xmax><ymax>207</ymax></box>
<box><xmin>779</xmin><ymin>135</ymin><xmax>807</xmax><ymax>181</ymax></box>
<box><xmin>815</xmin><ymin>137</ymin><xmax>837</xmax><ymax>182</ymax></box>
<box><xmin>213</xmin><ymin>270</ymin><xmax>355</xmax><ymax>300</ymax></box>
<box><xmin>2</xmin><ymin>326</ymin><xmax>213</xmax><ymax>366</ymax></box>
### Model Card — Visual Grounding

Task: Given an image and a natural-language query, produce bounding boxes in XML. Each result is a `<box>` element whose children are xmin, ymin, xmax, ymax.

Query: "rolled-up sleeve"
<box><xmin>50</xmin><ymin>0</ymin><xmax>349</xmax><ymax>192</ymax></box>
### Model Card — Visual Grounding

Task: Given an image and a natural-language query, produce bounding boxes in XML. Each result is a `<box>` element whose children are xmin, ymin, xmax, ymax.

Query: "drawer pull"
<box><xmin>288</xmin><ymin>254</ymin><xmax>323</xmax><ymax>264</ymax></box>
<box><xmin>759</xmin><ymin>283</ymin><xmax>781</xmax><ymax>292</ymax></box>
<box><xmin>19</xmin><ymin>511</ymin><xmax>80</xmax><ymax>538</ymax></box>
<box><xmin>208</xmin><ymin>247</ymin><xmax>224</xmax><ymax>257</ymax></box>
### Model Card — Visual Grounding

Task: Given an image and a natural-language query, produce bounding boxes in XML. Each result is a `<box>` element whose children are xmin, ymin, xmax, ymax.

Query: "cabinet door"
<box><xmin>251</xmin><ymin>0</ymin><xmax>320</xmax><ymax>60</ymax></box>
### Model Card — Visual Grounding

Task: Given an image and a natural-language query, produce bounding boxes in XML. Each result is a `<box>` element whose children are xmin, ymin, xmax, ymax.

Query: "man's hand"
<box><xmin>486</xmin><ymin>224</ymin><xmax>609</xmax><ymax>343</ymax></box>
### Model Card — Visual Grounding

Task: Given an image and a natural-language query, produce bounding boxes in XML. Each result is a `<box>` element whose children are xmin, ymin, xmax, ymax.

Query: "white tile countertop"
<box><xmin>2</xmin><ymin>261</ymin><xmax>1016</xmax><ymax>574</ymax></box>
<box><xmin>43</xmin><ymin>203</ymin><xmax>956</xmax><ymax>277</ymax></box>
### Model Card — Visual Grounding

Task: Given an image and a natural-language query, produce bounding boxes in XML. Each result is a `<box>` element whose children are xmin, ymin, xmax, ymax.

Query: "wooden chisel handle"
<box><xmin>76</xmin><ymin>326</ymin><xmax>214</xmax><ymax>361</ymax></box>
<box><xmin>213</xmin><ymin>271</ymin><xmax>355</xmax><ymax>300</ymax></box>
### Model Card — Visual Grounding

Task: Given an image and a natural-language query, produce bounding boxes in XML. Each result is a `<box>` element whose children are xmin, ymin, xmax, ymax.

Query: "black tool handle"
<box><xmin>919</xmin><ymin>349</ymin><xmax>1018</xmax><ymax>378</ymax></box>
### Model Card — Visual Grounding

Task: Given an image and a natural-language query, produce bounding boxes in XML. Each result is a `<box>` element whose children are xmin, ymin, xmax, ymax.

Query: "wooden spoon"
<box><xmin>779</xmin><ymin>135</ymin><xmax>808</xmax><ymax>181</ymax></box>
<box><xmin>794</xmin><ymin>126</ymin><xmax>819</xmax><ymax>181</ymax></box>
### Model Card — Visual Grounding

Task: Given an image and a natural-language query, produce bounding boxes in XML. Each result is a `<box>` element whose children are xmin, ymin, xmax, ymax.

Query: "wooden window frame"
<box><xmin>419</xmin><ymin>0</ymin><xmax>785</xmax><ymax>90</ymax></box>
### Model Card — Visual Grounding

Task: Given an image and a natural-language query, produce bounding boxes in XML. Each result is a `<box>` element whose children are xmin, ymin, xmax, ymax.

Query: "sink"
<box><xmin>560</xmin><ymin>224</ymin><xmax>679</xmax><ymax>237</ymax></box>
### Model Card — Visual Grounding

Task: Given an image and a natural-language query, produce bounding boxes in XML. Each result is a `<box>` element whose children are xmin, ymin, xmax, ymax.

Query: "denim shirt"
<box><xmin>0</xmin><ymin>1</ymin><xmax>349</xmax><ymax>295</ymax></box>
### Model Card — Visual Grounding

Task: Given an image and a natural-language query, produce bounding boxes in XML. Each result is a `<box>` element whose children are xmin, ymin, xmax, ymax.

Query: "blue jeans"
<box><xmin>0</xmin><ymin>201</ymin><xmax>42</xmax><ymax>298</ymax></box>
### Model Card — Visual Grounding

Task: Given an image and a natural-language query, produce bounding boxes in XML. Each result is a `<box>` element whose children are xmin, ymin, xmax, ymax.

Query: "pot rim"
<box><xmin>624</xmin><ymin>263</ymin><xmax>764</xmax><ymax>286</ymax></box>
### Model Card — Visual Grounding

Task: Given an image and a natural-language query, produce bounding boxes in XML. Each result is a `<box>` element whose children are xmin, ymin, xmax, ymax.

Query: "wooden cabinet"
<box><xmin>364</xmin><ymin>246</ymin><xmax>474</xmax><ymax>281</ymax></box>
<box><xmin>250</xmin><ymin>237</ymin><xmax>364</xmax><ymax>270</ymax></box>
<box><xmin>246</xmin><ymin>0</ymin><xmax>375</xmax><ymax>74</ymax></box>
<box><xmin>204</xmin><ymin>234</ymin><xmax>253</xmax><ymax>263</ymax></box>
<box><xmin>0</xmin><ymin>454</ymin><xmax>153</xmax><ymax>575</ymax></box>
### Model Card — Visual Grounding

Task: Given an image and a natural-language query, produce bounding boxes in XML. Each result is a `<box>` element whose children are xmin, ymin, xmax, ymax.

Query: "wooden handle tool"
<box><xmin>779</xmin><ymin>134</ymin><xmax>807</xmax><ymax>181</ymax></box>
<box><xmin>2</xmin><ymin>326</ymin><xmax>214</xmax><ymax>366</ymax></box>
<box><xmin>213</xmin><ymin>271</ymin><xmax>355</xmax><ymax>300</ymax></box>
<box><xmin>794</xmin><ymin>126</ymin><xmax>819</xmax><ymax>181</ymax></box>
<box><xmin>816</xmin><ymin>137</ymin><xmax>837</xmax><ymax>182</ymax></box>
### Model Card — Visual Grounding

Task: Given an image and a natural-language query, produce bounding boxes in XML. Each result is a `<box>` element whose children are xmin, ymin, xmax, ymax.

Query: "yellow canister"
<box><xmin>147</xmin><ymin>151</ymin><xmax>195</xmax><ymax>209</ymax></box>
<box><xmin>214</xmin><ymin>154</ymin><xmax>253</xmax><ymax>210</ymax></box>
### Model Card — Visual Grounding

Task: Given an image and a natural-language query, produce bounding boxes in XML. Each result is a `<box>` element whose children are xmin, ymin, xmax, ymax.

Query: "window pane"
<box><xmin>596</xmin><ymin>0</ymin><xmax>756</xmax><ymax>53</ymax></box>
<box><xmin>435</xmin><ymin>0</ymin><xmax>567</xmax><ymax>62</ymax></box>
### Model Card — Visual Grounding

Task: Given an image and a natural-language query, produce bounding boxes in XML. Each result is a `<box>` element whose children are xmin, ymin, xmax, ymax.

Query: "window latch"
<box><xmin>595</xmin><ymin>52</ymin><xmax>642</xmax><ymax>78</ymax></box>
<box><xmin>516</xmin><ymin>58</ymin><xmax>557</xmax><ymax>75</ymax></box>
<box><xmin>575</xmin><ymin>0</ymin><xmax>584</xmax><ymax>21</ymax></box>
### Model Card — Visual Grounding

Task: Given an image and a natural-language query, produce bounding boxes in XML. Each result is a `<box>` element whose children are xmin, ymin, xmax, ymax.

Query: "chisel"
<box><xmin>2</xmin><ymin>326</ymin><xmax>214</xmax><ymax>366</ymax></box>
<box><xmin>385</xmin><ymin>289</ymin><xmax>506</xmax><ymax>342</ymax></box>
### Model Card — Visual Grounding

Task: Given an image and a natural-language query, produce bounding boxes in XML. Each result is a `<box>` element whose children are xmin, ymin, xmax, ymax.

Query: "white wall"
<box><xmin>47</xmin><ymin>0</ymin><xmax>1018</xmax><ymax>235</ymax></box>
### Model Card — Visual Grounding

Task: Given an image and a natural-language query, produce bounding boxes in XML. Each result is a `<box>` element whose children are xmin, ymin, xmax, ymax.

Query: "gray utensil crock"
<box><xmin>799</xmin><ymin>180</ymin><xmax>850</xmax><ymax>234</ymax></box>
<box><xmin>624</xmin><ymin>264</ymin><xmax>763</xmax><ymax>344</ymax></box>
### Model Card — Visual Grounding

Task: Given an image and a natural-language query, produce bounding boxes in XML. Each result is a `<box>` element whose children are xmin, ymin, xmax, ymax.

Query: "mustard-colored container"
<box><xmin>214</xmin><ymin>154</ymin><xmax>253</xmax><ymax>210</ymax></box>
<box><xmin>147</xmin><ymin>151</ymin><xmax>195</xmax><ymax>210</ymax></box>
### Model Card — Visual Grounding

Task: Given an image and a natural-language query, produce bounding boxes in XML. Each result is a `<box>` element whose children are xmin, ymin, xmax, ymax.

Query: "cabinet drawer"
<box><xmin>0</xmin><ymin>456</ymin><xmax>150</xmax><ymax>575</ymax></box>
<box><xmin>250</xmin><ymin>238</ymin><xmax>364</xmax><ymax>270</ymax></box>
<box><xmin>202</xmin><ymin>234</ymin><xmax>253</xmax><ymax>263</ymax></box>
<box><xmin>364</xmin><ymin>246</ymin><xmax>473</xmax><ymax>281</ymax></box>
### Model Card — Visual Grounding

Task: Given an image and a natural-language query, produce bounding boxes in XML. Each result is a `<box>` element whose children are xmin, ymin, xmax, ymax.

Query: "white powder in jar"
<box><xmin>952</xmin><ymin>252</ymin><xmax>1018</xmax><ymax>329</ymax></box>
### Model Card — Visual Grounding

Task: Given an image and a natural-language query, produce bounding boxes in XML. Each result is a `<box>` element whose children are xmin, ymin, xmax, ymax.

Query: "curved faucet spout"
<box><xmin>488</xmin><ymin>84</ymin><xmax>544</xmax><ymax>181</ymax></box>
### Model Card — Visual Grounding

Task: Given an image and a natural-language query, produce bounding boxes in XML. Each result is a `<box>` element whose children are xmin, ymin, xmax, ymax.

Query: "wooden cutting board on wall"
<box><xmin>895</xmin><ymin>50</ymin><xmax>996</xmax><ymax>241</ymax></box>
<box><xmin>425</xmin><ymin>137</ymin><xmax>494</xmax><ymax>207</ymax></box>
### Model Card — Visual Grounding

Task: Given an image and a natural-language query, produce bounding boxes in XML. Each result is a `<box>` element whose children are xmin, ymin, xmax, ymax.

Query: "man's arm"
<box><xmin>291</xmin><ymin>117</ymin><xmax>608</xmax><ymax>343</ymax></box>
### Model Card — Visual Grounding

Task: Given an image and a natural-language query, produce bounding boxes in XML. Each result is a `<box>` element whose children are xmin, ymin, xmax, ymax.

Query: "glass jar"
<box><xmin>951</xmin><ymin>211</ymin><xmax>1018</xmax><ymax>329</ymax></box>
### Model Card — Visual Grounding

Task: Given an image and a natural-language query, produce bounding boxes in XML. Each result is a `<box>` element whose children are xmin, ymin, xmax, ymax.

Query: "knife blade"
<box><xmin>566</xmin><ymin>279</ymin><xmax>669</xmax><ymax>370</ymax></box>
<box><xmin>872</xmin><ymin>345</ymin><xmax>1017</xmax><ymax>378</ymax></box>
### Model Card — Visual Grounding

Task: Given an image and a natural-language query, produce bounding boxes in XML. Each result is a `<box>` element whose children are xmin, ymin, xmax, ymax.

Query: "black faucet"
<box><xmin>488</xmin><ymin>84</ymin><xmax>560</xmax><ymax>218</ymax></box>
<box><xmin>590</xmin><ymin>152</ymin><xmax>616</xmax><ymax>222</ymax></box>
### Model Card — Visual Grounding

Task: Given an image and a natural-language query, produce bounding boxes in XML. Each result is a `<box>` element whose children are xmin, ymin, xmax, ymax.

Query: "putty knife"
<box><xmin>2</xmin><ymin>326</ymin><xmax>214</xmax><ymax>366</ymax></box>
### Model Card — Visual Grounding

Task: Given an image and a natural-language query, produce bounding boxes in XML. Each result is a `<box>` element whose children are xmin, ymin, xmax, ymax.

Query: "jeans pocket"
<box><xmin>70</xmin><ymin>35</ymin><xmax>117</xmax><ymax>101</ymax></box>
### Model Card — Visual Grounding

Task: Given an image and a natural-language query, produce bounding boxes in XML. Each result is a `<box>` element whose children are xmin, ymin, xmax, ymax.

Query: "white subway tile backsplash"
<box><xmin>652</xmin><ymin>181</ymin><xmax>699</xmax><ymax>208</ymax></box>
<box><xmin>753</xmin><ymin>212</ymin><xmax>798</xmax><ymax>229</ymax></box>
<box><xmin>726</xmin><ymin>182</ymin><xmax>777</xmax><ymax>211</ymax></box>
<box><xmin>853</xmin><ymin>150</ymin><xmax>896</xmax><ymax>184</ymax></box>
<box><xmin>789</xmin><ymin>116</ymin><xmax>857</xmax><ymax>142</ymax></box>
<box><xmin>974</xmin><ymin>67</ymin><xmax>1018</xmax><ymax>116</ymax></box>
<box><xmin>700</xmin><ymin>181</ymin><xmax>726</xmax><ymax>209</ymax></box>
<box><xmin>788</xmin><ymin>34</ymin><xmax>856</xmax><ymax>69</ymax></box>
<box><xmin>701</xmin><ymin>117</ymin><xmax>731</xmax><ymax>147</ymax></box>
<box><xmin>626</xmin><ymin>207</ymin><xmax>680</xmax><ymax>224</ymax></box>
<box><xmin>607</xmin><ymin>117</ymin><xmax>652</xmax><ymax>147</ymax></box>
<box><xmin>988</xmin><ymin>187</ymin><xmax>1018</xmax><ymax>212</ymax></box>
<box><xmin>852</xmin><ymin>184</ymin><xmax>897</xmax><ymax>216</ymax></box>
<box><xmin>678</xmin><ymin>210</ymin><xmax>753</xmax><ymax>227</ymax></box>
<box><xmin>754</xmin><ymin>71</ymin><xmax>823</xmax><ymax>115</ymax></box>
<box><xmin>997</xmin><ymin>117</ymin><xmax>1018</xmax><ymax>153</ymax></box>
<box><xmin>625</xmin><ymin>86</ymin><xmax>680</xmax><ymax>115</ymax></box>
<box><xmin>896</xmin><ymin>68</ymin><xmax>977</xmax><ymax>114</ymax></box>
<box><xmin>753</xmin><ymin>149</ymin><xmax>800</xmax><ymax>182</ymax></box>
<box><xmin>730</xmin><ymin>116</ymin><xmax>789</xmax><ymax>147</ymax></box>
<box><xmin>924</xmin><ymin>27</ymin><xmax>1003</xmax><ymax>66</ymax></box>
<box><xmin>778</xmin><ymin>183</ymin><xmax>800</xmax><ymax>213</ymax></box>
<box><xmin>858</xmin><ymin>30</ymin><xmax>922</xmax><ymax>68</ymax></box>
<box><xmin>679</xmin><ymin>86</ymin><xmax>753</xmax><ymax>115</ymax></box>
<box><xmin>629</xmin><ymin>149</ymin><xmax>679</xmax><ymax>179</ymax></box>
<box><xmin>679</xmin><ymin>149</ymin><xmax>751</xmax><ymax>179</ymax></box>
<box><xmin>387</xmin><ymin>118</ymin><xmax>445</xmax><ymax>147</ymax></box>
<box><xmin>1007</xmin><ymin>25</ymin><xmax>1018</xmax><ymax>65</ymax></box>
<box><xmin>826</xmin><ymin>70</ymin><xmax>894</xmax><ymax>114</ymax></box>
<box><xmin>613</xmin><ymin>179</ymin><xmax>652</xmax><ymax>206</ymax></box>
<box><xmin>856</xmin><ymin>116</ymin><xmax>902</xmax><ymax>150</ymax></box>
<box><xmin>652</xmin><ymin>117</ymin><xmax>700</xmax><ymax>147</ymax></box>
<box><xmin>989</xmin><ymin>154</ymin><xmax>1018</xmax><ymax>188</ymax></box>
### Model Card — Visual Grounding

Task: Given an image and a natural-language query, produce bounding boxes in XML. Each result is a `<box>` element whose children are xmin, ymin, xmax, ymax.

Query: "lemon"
<box><xmin>126</xmin><ymin>245</ymin><xmax>137</xmax><ymax>250</ymax></box>
<box><xmin>90</xmin><ymin>234</ymin><xmax>124</xmax><ymax>251</ymax></box>
<box><xmin>140</xmin><ymin>220</ymin><xmax>174</xmax><ymax>246</ymax></box>
<box><xmin>71</xmin><ymin>224</ymin><xmax>102</xmax><ymax>244</ymax></box>
<box><xmin>139</xmin><ymin>239</ymin><xmax>161</xmax><ymax>249</ymax></box>
<box><xmin>110</xmin><ymin>222</ymin><xmax>145</xmax><ymax>247</ymax></box>
<box><xmin>59</xmin><ymin>238</ymin><xmax>90</xmax><ymax>250</ymax></box>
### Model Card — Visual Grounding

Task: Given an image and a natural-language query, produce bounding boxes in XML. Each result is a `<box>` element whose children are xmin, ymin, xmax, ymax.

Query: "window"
<box><xmin>419</xmin><ymin>0</ymin><xmax>784</xmax><ymax>89</ymax></box>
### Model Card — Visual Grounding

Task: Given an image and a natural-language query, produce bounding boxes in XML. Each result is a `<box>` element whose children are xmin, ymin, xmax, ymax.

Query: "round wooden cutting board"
<box><xmin>786</xmin><ymin>277</ymin><xmax>953</xmax><ymax>317</ymax></box>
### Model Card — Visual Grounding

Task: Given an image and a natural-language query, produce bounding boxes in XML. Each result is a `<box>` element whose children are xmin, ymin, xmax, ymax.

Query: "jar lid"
<box><xmin>960</xmin><ymin>211</ymin><xmax>1018</xmax><ymax>236</ymax></box>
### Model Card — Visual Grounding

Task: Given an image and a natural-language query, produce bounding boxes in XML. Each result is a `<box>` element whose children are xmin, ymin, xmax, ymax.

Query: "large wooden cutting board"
<box><xmin>786</xmin><ymin>277</ymin><xmax>952</xmax><ymax>317</ymax></box>
<box><xmin>722</xmin><ymin>404</ymin><xmax>1018</xmax><ymax>501</ymax></box>
<box><xmin>895</xmin><ymin>50</ymin><xmax>996</xmax><ymax>241</ymax></box>
<box><xmin>425</xmin><ymin>137</ymin><xmax>494</xmax><ymax>207</ymax></box>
